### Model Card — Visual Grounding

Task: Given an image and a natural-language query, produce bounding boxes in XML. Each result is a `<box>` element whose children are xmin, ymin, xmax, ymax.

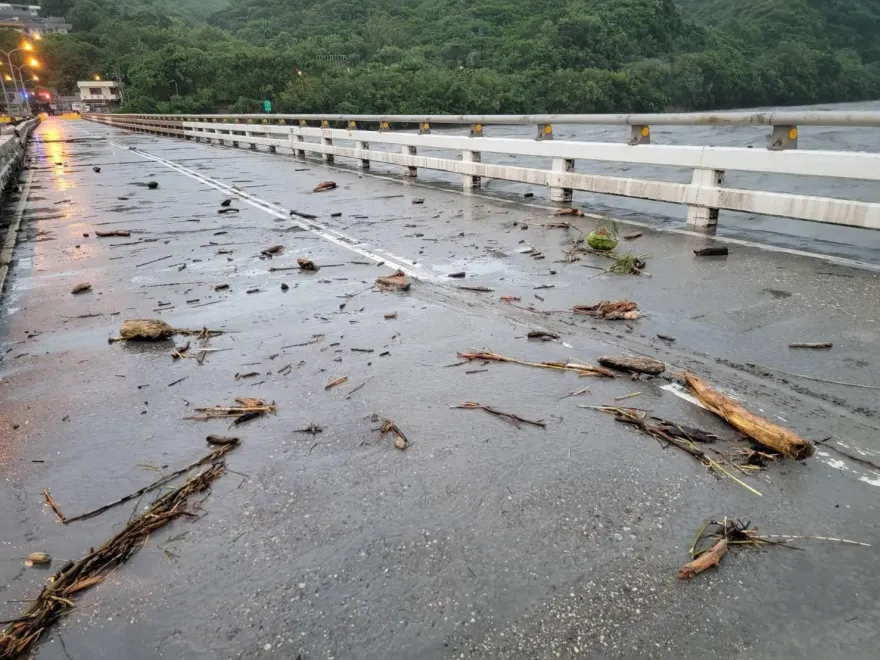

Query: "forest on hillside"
<box><xmin>25</xmin><ymin>0</ymin><xmax>880</xmax><ymax>114</ymax></box>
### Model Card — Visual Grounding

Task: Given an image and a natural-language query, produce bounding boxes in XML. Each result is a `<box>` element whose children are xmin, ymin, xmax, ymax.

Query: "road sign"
<box><xmin>263</xmin><ymin>100</ymin><xmax>272</xmax><ymax>113</ymax></box>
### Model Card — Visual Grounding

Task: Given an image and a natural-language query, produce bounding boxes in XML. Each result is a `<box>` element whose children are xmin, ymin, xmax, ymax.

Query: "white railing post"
<box><xmin>402</xmin><ymin>145</ymin><xmax>417</xmax><ymax>177</ymax></box>
<box><xmin>550</xmin><ymin>158</ymin><xmax>574</xmax><ymax>203</ymax></box>
<box><xmin>321</xmin><ymin>120</ymin><xmax>333</xmax><ymax>163</ymax></box>
<box><xmin>686</xmin><ymin>168</ymin><xmax>725</xmax><ymax>229</ymax></box>
<box><xmin>356</xmin><ymin>140</ymin><xmax>370</xmax><ymax>169</ymax></box>
<box><xmin>462</xmin><ymin>150</ymin><xmax>481</xmax><ymax>190</ymax></box>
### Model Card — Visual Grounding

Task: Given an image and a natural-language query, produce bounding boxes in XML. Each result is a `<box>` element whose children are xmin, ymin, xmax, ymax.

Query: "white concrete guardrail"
<box><xmin>83</xmin><ymin>112</ymin><xmax>880</xmax><ymax>230</ymax></box>
<box><xmin>0</xmin><ymin>117</ymin><xmax>38</xmax><ymax>191</ymax></box>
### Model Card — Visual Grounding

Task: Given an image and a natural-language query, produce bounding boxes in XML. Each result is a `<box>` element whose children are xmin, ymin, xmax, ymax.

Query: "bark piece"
<box><xmin>574</xmin><ymin>300</ymin><xmax>640</xmax><ymax>320</ymax></box>
<box><xmin>95</xmin><ymin>230</ymin><xmax>131</xmax><ymax>238</ymax></box>
<box><xmin>376</xmin><ymin>270</ymin><xmax>411</xmax><ymax>292</ymax></box>
<box><xmin>694</xmin><ymin>247</ymin><xmax>729</xmax><ymax>256</ymax></box>
<box><xmin>71</xmin><ymin>283</ymin><xmax>92</xmax><ymax>295</ymax></box>
<box><xmin>119</xmin><ymin>319</ymin><xmax>174</xmax><ymax>341</ymax></box>
<box><xmin>598</xmin><ymin>356</ymin><xmax>665</xmax><ymax>375</ymax></box>
<box><xmin>683</xmin><ymin>371</ymin><xmax>815</xmax><ymax>459</ymax></box>
<box><xmin>313</xmin><ymin>181</ymin><xmax>337</xmax><ymax>192</ymax></box>
<box><xmin>677</xmin><ymin>538</ymin><xmax>727</xmax><ymax>579</ymax></box>
<box><xmin>789</xmin><ymin>342</ymin><xmax>832</xmax><ymax>349</ymax></box>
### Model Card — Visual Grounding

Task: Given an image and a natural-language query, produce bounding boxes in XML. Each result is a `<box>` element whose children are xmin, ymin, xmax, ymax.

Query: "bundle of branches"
<box><xmin>682</xmin><ymin>371</ymin><xmax>815</xmax><ymax>460</ymax></box>
<box><xmin>458</xmin><ymin>350</ymin><xmax>615</xmax><ymax>378</ymax></box>
<box><xmin>188</xmin><ymin>397</ymin><xmax>276</xmax><ymax>426</ymax></box>
<box><xmin>0</xmin><ymin>445</ymin><xmax>237</xmax><ymax>658</ymax></box>
<box><xmin>609</xmin><ymin>252</ymin><xmax>648</xmax><ymax>276</ymax></box>
<box><xmin>592</xmin><ymin>407</ymin><xmax>761</xmax><ymax>496</ymax></box>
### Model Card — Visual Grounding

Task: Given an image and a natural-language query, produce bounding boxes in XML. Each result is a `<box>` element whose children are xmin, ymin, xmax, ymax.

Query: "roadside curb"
<box><xmin>0</xmin><ymin>166</ymin><xmax>34</xmax><ymax>296</ymax></box>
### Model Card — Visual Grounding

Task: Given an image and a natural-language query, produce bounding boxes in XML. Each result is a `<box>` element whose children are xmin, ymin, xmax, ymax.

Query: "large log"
<box><xmin>683</xmin><ymin>372</ymin><xmax>815</xmax><ymax>460</ymax></box>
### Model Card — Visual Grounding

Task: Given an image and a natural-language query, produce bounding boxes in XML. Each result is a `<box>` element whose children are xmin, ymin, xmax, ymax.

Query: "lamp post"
<box><xmin>0</xmin><ymin>42</ymin><xmax>36</xmax><ymax>116</ymax></box>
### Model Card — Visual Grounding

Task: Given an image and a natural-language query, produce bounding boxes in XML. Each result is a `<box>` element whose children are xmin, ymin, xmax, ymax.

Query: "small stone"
<box><xmin>280</xmin><ymin>283</ymin><xmax>289</xmax><ymax>291</ymax></box>
<box><xmin>612</xmin><ymin>533</ymin><xmax>624</xmax><ymax>542</ymax></box>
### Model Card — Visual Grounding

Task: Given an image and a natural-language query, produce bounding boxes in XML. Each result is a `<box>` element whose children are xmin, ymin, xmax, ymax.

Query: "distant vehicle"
<box><xmin>71</xmin><ymin>102</ymin><xmax>86</xmax><ymax>113</ymax></box>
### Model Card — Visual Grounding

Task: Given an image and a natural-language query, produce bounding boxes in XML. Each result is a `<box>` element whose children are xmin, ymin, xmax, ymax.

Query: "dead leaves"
<box><xmin>377</xmin><ymin>417</ymin><xmax>409</xmax><ymax>450</ymax></box>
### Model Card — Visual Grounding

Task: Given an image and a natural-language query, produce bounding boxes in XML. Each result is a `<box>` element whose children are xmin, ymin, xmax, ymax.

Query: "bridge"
<box><xmin>0</xmin><ymin>113</ymin><xmax>878</xmax><ymax>659</ymax></box>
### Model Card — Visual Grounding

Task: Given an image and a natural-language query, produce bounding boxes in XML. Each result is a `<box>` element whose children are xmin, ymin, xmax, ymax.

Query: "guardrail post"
<box><xmin>686</xmin><ymin>168</ymin><xmax>725</xmax><ymax>229</ymax></box>
<box><xmin>630</xmin><ymin>125</ymin><xmax>650</xmax><ymax>145</ymax></box>
<box><xmin>462</xmin><ymin>149</ymin><xmax>481</xmax><ymax>190</ymax></box>
<box><xmin>770</xmin><ymin>125</ymin><xmax>798</xmax><ymax>151</ymax></box>
<box><xmin>550</xmin><ymin>158</ymin><xmax>574</xmax><ymax>203</ymax></box>
<box><xmin>402</xmin><ymin>145</ymin><xmax>417</xmax><ymax>177</ymax></box>
<box><xmin>321</xmin><ymin>120</ymin><xmax>333</xmax><ymax>164</ymax></box>
<box><xmin>296</xmin><ymin>120</ymin><xmax>307</xmax><ymax>159</ymax></box>
<box><xmin>356</xmin><ymin>139</ymin><xmax>370</xmax><ymax>170</ymax></box>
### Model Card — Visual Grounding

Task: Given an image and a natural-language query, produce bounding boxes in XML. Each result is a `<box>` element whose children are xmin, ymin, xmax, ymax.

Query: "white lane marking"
<box><xmin>61</xmin><ymin>120</ymin><xmax>441</xmax><ymax>281</ymax></box>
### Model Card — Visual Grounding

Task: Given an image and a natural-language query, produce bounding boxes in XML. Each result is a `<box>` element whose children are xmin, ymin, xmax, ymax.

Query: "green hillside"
<box><xmin>25</xmin><ymin>0</ymin><xmax>880</xmax><ymax>114</ymax></box>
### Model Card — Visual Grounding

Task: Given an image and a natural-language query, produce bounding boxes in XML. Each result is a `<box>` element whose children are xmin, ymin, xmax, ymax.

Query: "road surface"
<box><xmin>1</xmin><ymin>118</ymin><xmax>879</xmax><ymax>660</ymax></box>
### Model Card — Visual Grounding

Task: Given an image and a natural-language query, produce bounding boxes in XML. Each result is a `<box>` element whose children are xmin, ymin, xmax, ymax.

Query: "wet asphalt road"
<box><xmin>1</xmin><ymin>118</ymin><xmax>879</xmax><ymax>659</ymax></box>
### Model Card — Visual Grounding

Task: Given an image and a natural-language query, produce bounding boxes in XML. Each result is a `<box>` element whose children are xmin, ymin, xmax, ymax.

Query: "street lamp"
<box><xmin>0</xmin><ymin>42</ymin><xmax>37</xmax><ymax>116</ymax></box>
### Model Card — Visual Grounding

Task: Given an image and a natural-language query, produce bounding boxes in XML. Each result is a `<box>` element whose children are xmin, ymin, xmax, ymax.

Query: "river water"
<box><xmin>364</xmin><ymin>100</ymin><xmax>880</xmax><ymax>264</ymax></box>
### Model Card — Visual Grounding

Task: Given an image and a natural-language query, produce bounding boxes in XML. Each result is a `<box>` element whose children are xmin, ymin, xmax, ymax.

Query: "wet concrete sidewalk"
<box><xmin>1</xmin><ymin>118</ymin><xmax>879</xmax><ymax>659</ymax></box>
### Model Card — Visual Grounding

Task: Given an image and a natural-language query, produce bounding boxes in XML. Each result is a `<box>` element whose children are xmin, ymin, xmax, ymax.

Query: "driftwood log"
<box><xmin>683</xmin><ymin>372</ymin><xmax>815</xmax><ymax>460</ymax></box>
<box><xmin>119</xmin><ymin>319</ymin><xmax>174</xmax><ymax>341</ymax></box>
<box><xmin>598</xmin><ymin>356</ymin><xmax>665</xmax><ymax>375</ymax></box>
<box><xmin>694</xmin><ymin>247</ymin><xmax>729</xmax><ymax>256</ymax></box>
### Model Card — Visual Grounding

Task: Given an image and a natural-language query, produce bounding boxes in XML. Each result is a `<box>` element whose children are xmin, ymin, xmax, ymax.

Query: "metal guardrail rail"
<box><xmin>83</xmin><ymin>113</ymin><xmax>880</xmax><ymax>231</ymax></box>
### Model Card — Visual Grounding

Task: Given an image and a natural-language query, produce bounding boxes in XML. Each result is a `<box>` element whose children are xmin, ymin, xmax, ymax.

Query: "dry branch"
<box><xmin>682</xmin><ymin>372</ymin><xmax>815</xmax><ymax>460</ymax></box>
<box><xmin>678</xmin><ymin>538</ymin><xmax>728</xmax><ymax>579</ymax></box>
<box><xmin>458</xmin><ymin>350</ymin><xmax>615</xmax><ymax>378</ymax></box>
<box><xmin>453</xmin><ymin>402</ymin><xmax>545</xmax><ymax>429</ymax></box>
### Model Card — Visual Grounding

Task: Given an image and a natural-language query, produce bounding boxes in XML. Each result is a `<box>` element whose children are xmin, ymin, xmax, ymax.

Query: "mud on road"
<box><xmin>1</xmin><ymin>119</ymin><xmax>878</xmax><ymax>659</ymax></box>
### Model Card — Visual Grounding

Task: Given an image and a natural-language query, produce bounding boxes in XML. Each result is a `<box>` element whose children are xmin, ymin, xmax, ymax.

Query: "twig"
<box><xmin>135</xmin><ymin>255</ymin><xmax>173</xmax><ymax>268</ymax></box>
<box><xmin>745</xmin><ymin>362</ymin><xmax>880</xmax><ymax>390</ymax></box>
<box><xmin>458</xmin><ymin>350</ymin><xmax>614</xmax><ymax>378</ymax></box>
<box><xmin>452</xmin><ymin>402</ymin><xmax>545</xmax><ymax>429</ymax></box>
<box><xmin>61</xmin><ymin>442</ymin><xmax>239</xmax><ymax>524</ymax></box>
<box><xmin>614</xmin><ymin>392</ymin><xmax>643</xmax><ymax>402</ymax></box>
<box><xmin>346</xmin><ymin>376</ymin><xmax>374</xmax><ymax>398</ymax></box>
<box><xmin>43</xmin><ymin>489</ymin><xmax>65</xmax><ymax>523</ymax></box>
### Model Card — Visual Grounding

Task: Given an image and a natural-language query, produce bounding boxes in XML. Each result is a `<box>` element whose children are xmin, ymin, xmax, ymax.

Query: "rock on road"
<box><xmin>1</xmin><ymin>118</ymin><xmax>879</xmax><ymax>660</ymax></box>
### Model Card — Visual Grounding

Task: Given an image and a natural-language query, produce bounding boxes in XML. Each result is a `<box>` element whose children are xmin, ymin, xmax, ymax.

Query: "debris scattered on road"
<box><xmin>218</xmin><ymin>207</ymin><xmax>240</xmax><ymax>214</ymax></box>
<box><xmin>448</xmin><ymin>271</ymin><xmax>466</xmax><ymax>278</ymax></box>
<box><xmin>527</xmin><ymin>330</ymin><xmax>559</xmax><ymax>341</ymax></box>
<box><xmin>458</xmin><ymin>350</ymin><xmax>615</xmax><ymax>378</ymax></box>
<box><xmin>694</xmin><ymin>247</ymin><xmax>729</xmax><ymax>256</ymax></box>
<box><xmin>459</xmin><ymin>285</ymin><xmax>494</xmax><ymax>292</ymax></box>
<box><xmin>215</xmin><ymin>284</ymin><xmax>230</xmax><ymax>291</ymax></box>
<box><xmin>206</xmin><ymin>435</ymin><xmax>239</xmax><ymax>446</ymax></box>
<box><xmin>376</xmin><ymin>270</ymin><xmax>411</xmax><ymax>292</ymax></box>
<box><xmin>573</xmin><ymin>300</ymin><xmax>640</xmax><ymax>320</ymax></box>
<box><xmin>614</xmin><ymin>391</ymin><xmax>643</xmax><ymax>402</ymax></box>
<box><xmin>651</xmin><ymin>418</ymin><xmax>719</xmax><ymax>443</ymax></box>
<box><xmin>325</xmin><ymin>376</ymin><xmax>348</xmax><ymax>390</ymax></box>
<box><xmin>412</xmin><ymin>198</ymin><xmax>425</xmax><ymax>204</ymax></box>
<box><xmin>346</xmin><ymin>376</ymin><xmax>374</xmax><ymax>398</ymax></box>
<box><xmin>314</xmin><ymin>181</ymin><xmax>338</xmax><ymax>192</ymax></box>
<box><xmin>560</xmin><ymin>386</ymin><xmax>592</xmax><ymax>399</ymax></box>
<box><xmin>171</xmin><ymin>341</ymin><xmax>191</xmax><ymax>359</ymax></box>
<box><xmin>789</xmin><ymin>342</ymin><xmax>833</xmax><ymax>349</ymax></box>
<box><xmin>556</xmin><ymin>208</ymin><xmax>583</xmax><ymax>216</ymax></box>
<box><xmin>290</xmin><ymin>209</ymin><xmax>317</xmax><ymax>219</ymax></box>
<box><xmin>221</xmin><ymin>198</ymin><xmax>232</xmax><ymax>207</ymax></box>
<box><xmin>295</xmin><ymin>424</ymin><xmax>323</xmax><ymax>435</ymax></box>
<box><xmin>384</xmin><ymin>312</ymin><xmax>397</xmax><ymax>319</ymax></box>
<box><xmin>95</xmin><ymin>230</ymin><xmax>131</xmax><ymax>237</ymax></box>
<box><xmin>92</xmin><ymin>166</ymin><xmax>101</xmax><ymax>173</ymax></box>
<box><xmin>0</xmin><ymin>445</ymin><xmax>236</xmax><ymax>658</ymax></box>
<box><xmin>656</xmin><ymin>334</ymin><xmax>676</xmax><ymax>342</ymax></box>
<box><xmin>188</xmin><ymin>398</ymin><xmax>276</xmax><ymax>425</ymax></box>
<box><xmin>682</xmin><ymin>371</ymin><xmax>816</xmax><ymax>460</ymax></box>
<box><xmin>261</xmin><ymin>245</ymin><xmax>284</xmax><ymax>257</ymax></box>
<box><xmin>623</xmin><ymin>231</ymin><xmax>643</xmax><ymax>240</ymax></box>
<box><xmin>297</xmin><ymin>258</ymin><xmax>318</xmax><ymax>271</ymax></box>
<box><xmin>70</xmin><ymin>283</ymin><xmax>92</xmax><ymax>295</ymax></box>
<box><xmin>376</xmin><ymin>416</ymin><xmax>409</xmax><ymax>450</ymax></box>
<box><xmin>25</xmin><ymin>552</ymin><xmax>51</xmax><ymax>567</ymax></box>
<box><xmin>136</xmin><ymin>255</ymin><xmax>173</xmax><ymax>268</ymax></box>
<box><xmin>500</xmin><ymin>295</ymin><xmax>521</xmax><ymax>303</ymax></box>
<box><xmin>598</xmin><ymin>356</ymin><xmax>665</xmax><ymax>375</ymax></box>
<box><xmin>453</xmin><ymin>401</ymin><xmax>546</xmax><ymax>429</ymax></box>
<box><xmin>146</xmin><ymin>180</ymin><xmax>159</xmax><ymax>189</ymax></box>
<box><xmin>280</xmin><ymin>283</ymin><xmax>289</xmax><ymax>291</ymax></box>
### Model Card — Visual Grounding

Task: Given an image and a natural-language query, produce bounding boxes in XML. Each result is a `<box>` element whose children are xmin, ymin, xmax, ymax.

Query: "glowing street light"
<box><xmin>28</xmin><ymin>58</ymin><xmax>39</xmax><ymax>68</ymax></box>
<box><xmin>94</xmin><ymin>74</ymin><xmax>101</xmax><ymax>81</ymax></box>
<box><xmin>22</xmin><ymin>42</ymin><xmax>33</xmax><ymax>52</ymax></box>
